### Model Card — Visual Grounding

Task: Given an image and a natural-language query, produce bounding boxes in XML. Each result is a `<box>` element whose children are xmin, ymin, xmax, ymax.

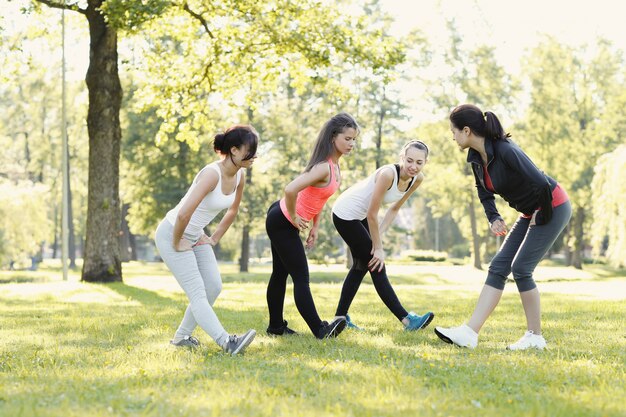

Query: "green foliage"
<box><xmin>117</xmin><ymin>0</ymin><xmax>411</xmax><ymax>267</ymax></box>
<box><xmin>0</xmin><ymin>181</ymin><xmax>51</xmax><ymax>266</ymax></box>
<box><xmin>518</xmin><ymin>37</ymin><xmax>626</xmax><ymax>264</ymax></box>
<box><xmin>420</xmin><ymin>25</ymin><xmax>521</xmax><ymax>267</ymax></box>
<box><xmin>121</xmin><ymin>100</ymin><xmax>207</xmax><ymax>235</ymax></box>
<box><xmin>126</xmin><ymin>0</ymin><xmax>406</xmax><ymax>147</ymax></box>
<box><xmin>11</xmin><ymin>0</ymin><xmax>625</xmax><ymax>269</ymax></box>
<box><xmin>590</xmin><ymin>145</ymin><xmax>626</xmax><ymax>267</ymax></box>
<box><xmin>2</xmin><ymin>3</ymin><xmax>90</xmax><ymax>260</ymax></box>
<box><xmin>432</xmin><ymin>21</ymin><xmax>520</xmax><ymax>110</ymax></box>
<box><xmin>100</xmin><ymin>0</ymin><xmax>170</xmax><ymax>31</ymax></box>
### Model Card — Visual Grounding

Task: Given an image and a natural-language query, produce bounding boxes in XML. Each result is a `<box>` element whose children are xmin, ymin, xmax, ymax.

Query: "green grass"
<box><xmin>1</xmin><ymin>261</ymin><xmax>625</xmax><ymax>417</ymax></box>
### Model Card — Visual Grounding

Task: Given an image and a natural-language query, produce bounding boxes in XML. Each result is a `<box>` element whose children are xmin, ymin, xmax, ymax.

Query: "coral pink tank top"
<box><xmin>280</xmin><ymin>159</ymin><xmax>340</xmax><ymax>223</ymax></box>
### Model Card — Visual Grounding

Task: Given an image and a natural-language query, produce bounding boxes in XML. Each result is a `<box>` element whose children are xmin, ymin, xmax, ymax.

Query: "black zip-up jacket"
<box><xmin>468</xmin><ymin>138</ymin><xmax>555</xmax><ymax>226</ymax></box>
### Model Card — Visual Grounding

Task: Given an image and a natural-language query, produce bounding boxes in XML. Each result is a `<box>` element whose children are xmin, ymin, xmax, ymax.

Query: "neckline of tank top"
<box><xmin>207</xmin><ymin>162</ymin><xmax>240</xmax><ymax>197</ymax></box>
<box><xmin>384</xmin><ymin>164</ymin><xmax>414</xmax><ymax>192</ymax></box>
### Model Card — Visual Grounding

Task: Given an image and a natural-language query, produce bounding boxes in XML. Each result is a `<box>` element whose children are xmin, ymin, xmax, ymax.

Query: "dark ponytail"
<box><xmin>450</xmin><ymin>104</ymin><xmax>510</xmax><ymax>141</ymax></box>
<box><xmin>213</xmin><ymin>124</ymin><xmax>259</xmax><ymax>160</ymax></box>
<box><xmin>484</xmin><ymin>111</ymin><xmax>511</xmax><ymax>141</ymax></box>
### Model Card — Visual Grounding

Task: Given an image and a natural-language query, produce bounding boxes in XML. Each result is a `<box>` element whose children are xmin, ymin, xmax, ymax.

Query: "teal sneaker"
<box><xmin>345</xmin><ymin>314</ymin><xmax>365</xmax><ymax>331</ymax></box>
<box><xmin>404</xmin><ymin>311</ymin><xmax>434</xmax><ymax>331</ymax></box>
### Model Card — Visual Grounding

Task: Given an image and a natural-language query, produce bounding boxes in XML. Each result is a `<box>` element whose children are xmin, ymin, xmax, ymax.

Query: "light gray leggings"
<box><xmin>155</xmin><ymin>219</ymin><xmax>229</xmax><ymax>347</ymax></box>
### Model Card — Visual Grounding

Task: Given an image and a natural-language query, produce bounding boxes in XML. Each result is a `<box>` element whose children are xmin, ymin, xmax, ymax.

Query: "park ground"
<box><xmin>1</xmin><ymin>260</ymin><xmax>625</xmax><ymax>417</ymax></box>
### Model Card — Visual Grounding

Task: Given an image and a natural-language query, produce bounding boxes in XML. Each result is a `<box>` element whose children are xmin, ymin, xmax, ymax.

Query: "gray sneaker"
<box><xmin>222</xmin><ymin>330</ymin><xmax>256</xmax><ymax>355</ymax></box>
<box><xmin>170</xmin><ymin>335</ymin><xmax>200</xmax><ymax>348</ymax></box>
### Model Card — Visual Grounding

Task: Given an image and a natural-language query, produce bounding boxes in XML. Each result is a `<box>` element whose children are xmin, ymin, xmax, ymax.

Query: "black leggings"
<box><xmin>333</xmin><ymin>214</ymin><xmax>408</xmax><ymax>321</ymax></box>
<box><xmin>265</xmin><ymin>201</ymin><xmax>323</xmax><ymax>335</ymax></box>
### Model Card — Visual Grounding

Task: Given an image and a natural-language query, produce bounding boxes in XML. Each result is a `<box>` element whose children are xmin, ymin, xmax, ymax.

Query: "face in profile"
<box><xmin>333</xmin><ymin>127</ymin><xmax>358</xmax><ymax>155</ymax></box>
<box><xmin>450</xmin><ymin>123</ymin><xmax>470</xmax><ymax>150</ymax></box>
<box><xmin>232</xmin><ymin>144</ymin><xmax>257</xmax><ymax>168</ymax></box>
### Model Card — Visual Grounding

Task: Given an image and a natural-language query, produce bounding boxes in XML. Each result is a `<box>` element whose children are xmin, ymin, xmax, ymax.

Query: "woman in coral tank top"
<box><xmin>265</xmin><ymin>113</ymin><xmax>359</xmax><ymax>339</ymax></box>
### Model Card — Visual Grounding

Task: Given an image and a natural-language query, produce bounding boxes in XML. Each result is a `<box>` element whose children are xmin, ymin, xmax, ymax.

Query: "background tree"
<box><xmin>590</xmin><ymin>145</ymin><xmax>626</xmax><ymax>267</ymax></box>
<box><xmin>425</xmin><ymin>22</ymin><xmax>520</xmax><ymax>269</ymax></box>
<box><xmin>0</xmin><ymin>9</ymin><xmax>89</xmax><ymax>269</ymax></box>
<box><xmin>519</xmin><ymin>37</ymin><xmax>625</xmax><ymax>268</ymax></box>
<box><xmin>27</xmin><ymin>0</ymin><xmax>405</xmax><ymax>281</ymax></box>
<box><xmin>31</xmin><ymin>0</ymin><xmax>143</xmax><ymax>282</ymax></box>
<box><xmin>0</xmin><ymin>181</ymin><xmax>51</xmax><ymax>268</ymax></box>
<box><xmin>120</xmin><ymin>0</ymin><xmax>406</xmax><ymax>270</ymax></box>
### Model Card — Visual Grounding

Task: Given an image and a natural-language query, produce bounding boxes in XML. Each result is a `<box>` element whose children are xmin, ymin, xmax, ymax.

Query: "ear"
<box><xmin>463</xmin><ymin>126</ymin><xmax>471</xmax><ymax>135</ymax></box>
<box><xmin>230</xmin><ymin>145</ymin><xmax>240</xmax><ymax>155</ymax></box>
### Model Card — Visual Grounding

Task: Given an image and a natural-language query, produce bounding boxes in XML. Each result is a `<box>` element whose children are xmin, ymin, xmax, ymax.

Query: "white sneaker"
<box><xmin>434</xmin><ymin>324</ymin><xmax>478</xmax><ymax>349</ymax></box>
<box><xmin>507</xmin><ymin>330</ymin><xmax>546</xmax><ymax>351</ymax></box>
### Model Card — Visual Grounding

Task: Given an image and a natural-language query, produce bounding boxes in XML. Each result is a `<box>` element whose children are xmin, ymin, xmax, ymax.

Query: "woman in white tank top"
<box><xmin>331</xmin><ymin>140</ymin><xmax>435</xmax><ymax>332</ymax></box>
<box><xmin>155</xmin><ymin>125</ymin><xmax>259</xmax><ymax>355</ymax></box>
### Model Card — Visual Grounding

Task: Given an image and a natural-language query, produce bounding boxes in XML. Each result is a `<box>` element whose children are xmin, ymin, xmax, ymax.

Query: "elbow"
<box><xmin>284</xmin><ymin>184</ymin><xmax>298</xmax><ymax>199</ymax></box>
<box><xmin>176</xmin><ymin>212</ymin><xmax>191</xmax><ymax>225</ymax></box>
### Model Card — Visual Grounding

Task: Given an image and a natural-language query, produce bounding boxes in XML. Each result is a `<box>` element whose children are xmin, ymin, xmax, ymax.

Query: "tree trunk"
<box><xmin>52</xmin><ymin>204</ymin><xmax>59</xmax><ymax>259</ymax></box>
<box><xmin>571</xmin><ymin>206</ymin><xmax>585</xmax><ymax>269</ymax></box>
<box><xmin>345</xmin><ymin>244</ymin><xmax>353</xmax><ymax>269</ymax></box>
<box><xmin>67</xmin><ymin>144</ymin><xmax>77</xmax><ymax>268</ymax></box>
<box><xmin>129</xmin><ymin>231</ymin><xmax>137</xmax><ymax>261</ymax></box>
<box><xmin>239</xmin><ymin>165</ymin><xmax>253</xmax><ymax>273</ymax></box>
<box><xmin>81</xmin><ymin>3</ymin><xmax>123</xmax><ymax>282</ymax></box>
<box><xmin>563</xmin><ymin>225</ymin><xmax>572</xmax><ymax>266</ymax></box>
<box><xmin>79</xmin><ymin>234</ymin><xmax>85</xmax><ymax>260</ymax></box>
<box><xmin>469</xmin><ymin>192</ymin><xmax>482</xmax><ymax>270</ymax></box>
<box><xmin>374</xmin><ymin>86</ymin><xmax>386</xmax><ymax>169</ymax></box>
<box><xmin>239</xmin><ymin>225</ymin><xmax>250</xmax><ymax>273</ymax></box>
<box><xmin>119</xmin><ymin>203</ymin><xmax>132</xmax><ymax>262</ymax></box>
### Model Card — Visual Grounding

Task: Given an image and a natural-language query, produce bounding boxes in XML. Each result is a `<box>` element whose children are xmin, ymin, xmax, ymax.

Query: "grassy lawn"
<box><xmin>0</xmin><ymin>261</ymin><xmax>625</xmax><ymax>417</ymax></box>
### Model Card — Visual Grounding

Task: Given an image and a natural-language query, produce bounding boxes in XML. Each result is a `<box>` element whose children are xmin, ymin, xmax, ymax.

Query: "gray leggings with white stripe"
<box><xmin>155</xmin><ymin>219</ymin><xmax>229</xmax><ymax>347</ymax></box>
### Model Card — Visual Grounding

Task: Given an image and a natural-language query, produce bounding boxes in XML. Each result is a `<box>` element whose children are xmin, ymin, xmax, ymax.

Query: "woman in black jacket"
<box><xmin>434</xmin><ymin>104</ymin><xmax>572</xmax><ymax>350</ymax></box>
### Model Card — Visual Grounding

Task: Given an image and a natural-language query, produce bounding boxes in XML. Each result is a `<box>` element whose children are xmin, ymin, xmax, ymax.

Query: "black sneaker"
<box><xmin>316</xmin><ymin>317</ymin><xmax>347</xmax><ymax>339</ymax></box>
<box><xmin>267</xmin><ymin>320</ymin><xmax>298</xmax><ymax>336</ymax></box>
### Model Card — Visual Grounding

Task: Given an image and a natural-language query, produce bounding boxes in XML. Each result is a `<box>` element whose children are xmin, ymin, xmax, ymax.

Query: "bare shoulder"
<box><xmin>376</xmin><ymin>166</ymin><xmax>395</xmax><ymax>180</ymax></box>
<box><xmin>372</xmin><ymin>166</ymin><xmax>393</xmax><ymax>185</ymax></box>
<box><xmin>195</xmin><ymin>165</ymin><xmax>220</xmax><ymax>190</ymax></box>
<box><xmin>309</xmin><ymin>160</ymin><xmax>332</xmax><ymax>178</ymax></box>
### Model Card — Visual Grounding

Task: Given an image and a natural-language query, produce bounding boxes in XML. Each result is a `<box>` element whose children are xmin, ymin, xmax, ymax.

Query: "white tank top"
<box><xmin>165</xmin><ymin>161</ymin><xmax>242</xmax><ymax>240</ymax></box>
<box><xmin>332</xmin><ymin>164</ymin><xmax>412</xmax><ymax>221</ymax></box>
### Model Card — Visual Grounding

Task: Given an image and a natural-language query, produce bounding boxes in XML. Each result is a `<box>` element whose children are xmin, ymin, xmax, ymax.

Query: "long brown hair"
<box><xmin>305</xmin><ymin>113</ymin><xmax>359</xmax><ymax>172</ymax></box>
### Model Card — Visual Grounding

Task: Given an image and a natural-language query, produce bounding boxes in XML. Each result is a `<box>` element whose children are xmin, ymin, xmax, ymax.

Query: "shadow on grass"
<box><xmin>220</xmin><ymin>271</ymin><xmax>349</xmax><ymax>284</ymax></box>
<box><xmin>104</xmin><ymin>282</ymin><xmax>178</xmax><ymax>306</ymax></box>
<box><xmin>0</xmin><ymin>275</ymin><xmax>46</xmax><ymax>284</ymax></box>
<box><xmin>220</xmin><ymin>270</ymin><xmax>441</xmax><ymax>286</ymax></box>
